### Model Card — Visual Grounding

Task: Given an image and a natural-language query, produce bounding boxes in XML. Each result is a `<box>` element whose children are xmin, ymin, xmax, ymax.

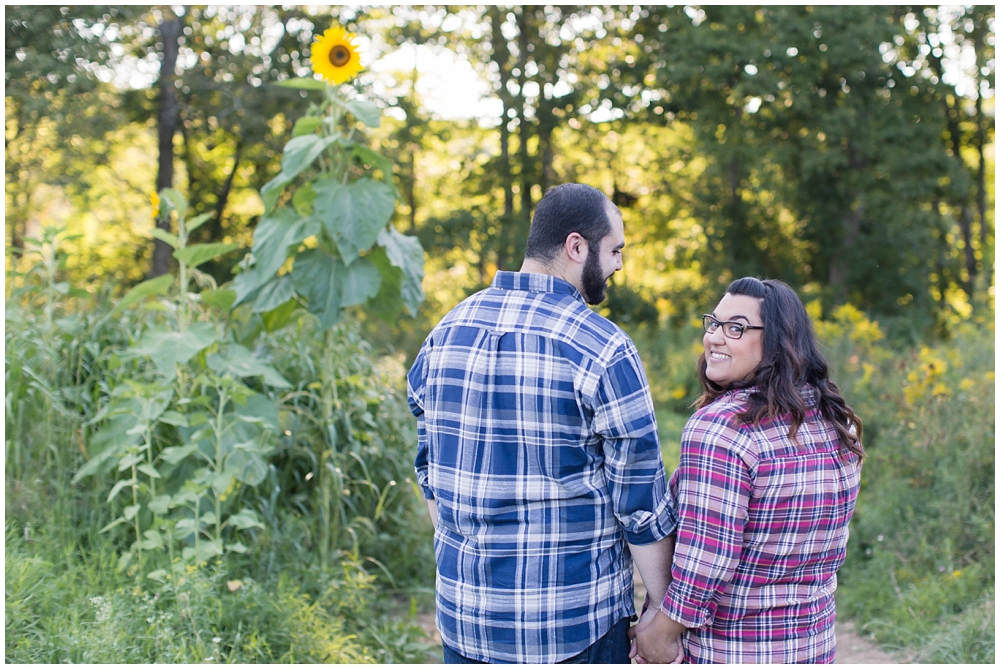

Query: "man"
<box><xmin>408</xmin><ymin>183</ymin><xmax>677</xmax><ymax>664</ymax></box>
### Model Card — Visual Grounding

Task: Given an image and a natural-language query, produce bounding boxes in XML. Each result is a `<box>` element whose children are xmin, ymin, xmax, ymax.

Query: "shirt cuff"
<box><xmin>620</xmin><ymin>493</ymin><xmax>678</xmax><ymax>545</ymax></box>
<box><xmin>661</xmin><ymin>586</ymin><xmax>713</xmax><ymax>629</ymax></box>
<box><xmin>415</xmin><ymin>468</ymin><xmax>434</xmax><ymax>500</ymax></box>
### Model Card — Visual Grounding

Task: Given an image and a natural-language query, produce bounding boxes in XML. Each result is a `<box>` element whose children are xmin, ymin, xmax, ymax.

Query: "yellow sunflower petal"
<box><xmin>311</xmin><ymin>26</ymin><xmax>363</xmax><ymax>85</ymax></box>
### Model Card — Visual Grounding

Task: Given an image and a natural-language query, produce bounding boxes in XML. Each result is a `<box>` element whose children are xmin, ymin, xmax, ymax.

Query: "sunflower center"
<box><xmin>329</xmin><ymin>45</ymin><xmax>352</xmax><ymax>68</ymax></box>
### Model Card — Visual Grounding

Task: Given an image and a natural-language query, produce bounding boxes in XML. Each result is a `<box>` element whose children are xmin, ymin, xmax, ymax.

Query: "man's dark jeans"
<box><xmin>441</xmin><ymin>617</ymin><xmax>632</xmax><ymax>664</ymax></box>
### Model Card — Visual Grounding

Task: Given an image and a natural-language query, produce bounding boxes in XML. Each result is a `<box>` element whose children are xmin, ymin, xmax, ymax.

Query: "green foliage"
<box><xmin>6</xmin><ymin>211</ymin><xmax>435</xmax><ymax>661</ymax></box>
<box><xmin>235</xmin><ymin>76</ymin><xmax>425</xmax><ymax>329</ymax></box>
<box><xmin>5</xmin><ymin>525</ymin><xmax>436</xmax><ymax>663</ymax></box>
<box><xmin>825</xmin><ymin>317</ymin><xmax>995</xmax><ymax>663</ymax></box>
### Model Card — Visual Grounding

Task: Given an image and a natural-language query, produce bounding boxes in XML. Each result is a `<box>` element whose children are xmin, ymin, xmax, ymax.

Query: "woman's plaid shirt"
<box><xmin>408</xmin><ymin>271</ymin><xmax>676</xmax><ymax>664</ymax></box>
<box><xmin>661</xmin><ymin>386</ymin><xmax>862</xmax><ymax>663</ymax></box>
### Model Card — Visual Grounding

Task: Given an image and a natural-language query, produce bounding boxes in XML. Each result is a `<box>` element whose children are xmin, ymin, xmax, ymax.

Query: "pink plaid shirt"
<box><xmin>661</xmin><ymin>386</ymin><xmax>861</xmax><ymax>663</ymax></box>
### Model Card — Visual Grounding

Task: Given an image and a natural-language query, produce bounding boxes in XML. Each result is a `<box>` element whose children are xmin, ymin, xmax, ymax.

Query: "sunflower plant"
<box><xmin>224</xmin><ymin>24</ymin><xmax>425</xmax><ymax>569</ymax></box>
<box><xmin>231</xmin><ymin>24</ymin><xmax>424</xmax><ymax>334</ymax></box>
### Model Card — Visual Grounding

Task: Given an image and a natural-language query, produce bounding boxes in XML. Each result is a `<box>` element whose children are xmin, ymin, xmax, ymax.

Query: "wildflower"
<box><xmin>311</xmin><ymin>26</ymin><xmax>363</xmax><ymax>84</ymax></box>
<box><xmin>151</xmin><ymin>191</ymin><xmax>161</xmax><ymax>220</ymax></box>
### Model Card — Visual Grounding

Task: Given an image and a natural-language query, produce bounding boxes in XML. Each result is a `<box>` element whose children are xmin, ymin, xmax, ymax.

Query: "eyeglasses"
<box><xmin>702</xmin><ymin>314</ymin><xmax>764</xmax><ymax>340</ymax></box>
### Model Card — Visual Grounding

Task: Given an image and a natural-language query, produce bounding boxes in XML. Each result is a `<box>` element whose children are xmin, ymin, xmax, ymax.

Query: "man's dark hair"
<box><xmin>524</xmin><ymin>183</ymin><xmax>617</xmax><ymax>263</ymax></box>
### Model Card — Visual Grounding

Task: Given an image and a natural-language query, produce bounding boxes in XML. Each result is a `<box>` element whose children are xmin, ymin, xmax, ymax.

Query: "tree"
<box><xmin>5</xmin><ymin>6</ymin><xmax>140</xmax><ymax>251</ymax></box>
<box><xmin>622</xmin><ymin>5</ymin><xmax>984</xmax><ymax>330</ymax></box>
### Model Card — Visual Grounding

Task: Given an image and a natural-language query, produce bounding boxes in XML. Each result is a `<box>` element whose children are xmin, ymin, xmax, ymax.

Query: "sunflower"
<box><xmin>311</xmin><ymin>26</ymin><xmax>363</xmax><ymax>84</ymax></box>
<box><xmin>151</xmin><ymin>191</ymin><xmax>161</xmax><ymax>220</ymax></box>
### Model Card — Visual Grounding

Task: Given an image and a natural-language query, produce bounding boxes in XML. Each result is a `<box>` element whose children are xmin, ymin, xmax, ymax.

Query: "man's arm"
<box><xmin>628</xmin><ymin>535</ymin><xmax>675</xmax><ymax>607</ymax></box>
<box><xmin>425</xmin><ymin>498</ymin><xmax>438</xmax><ymax>525</ymax></box>
<box><xmin>628</xmin><ymin>536</ymin><xmax>685</xmax><ymax>664</ymax></box>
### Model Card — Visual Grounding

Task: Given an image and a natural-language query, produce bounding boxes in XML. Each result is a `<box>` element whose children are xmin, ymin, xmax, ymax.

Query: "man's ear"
<box><xmin>564</xmin><ymin>232</ymin><xmax>588</xmax><ymax>265</ymax></box>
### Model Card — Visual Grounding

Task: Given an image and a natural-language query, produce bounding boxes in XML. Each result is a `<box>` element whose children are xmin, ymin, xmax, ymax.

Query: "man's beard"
<box><xmin>581</xmin><ymin>244</ymin><xmax>608</xmax><ymax>305</ymax></box>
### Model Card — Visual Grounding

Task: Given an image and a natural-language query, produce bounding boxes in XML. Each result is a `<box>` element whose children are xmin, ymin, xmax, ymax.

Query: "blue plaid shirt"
<box><xmin>408</xmin><ymin>271</ymin><xmax>676</xmax><ymax>663</ymax></box>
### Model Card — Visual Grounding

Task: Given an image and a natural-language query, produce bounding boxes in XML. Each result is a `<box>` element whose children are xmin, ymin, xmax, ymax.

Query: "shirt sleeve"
<box><xmin>407</xmin><ymin>341</ymin><xmax>434</xmax><ymax>500</ymax></box>
<box><xmin>591</xmin><ymin>342</ymin><xmax>677</xmax><ymax>545</ymax></box>
<box><xmin>660</xmin><ymin>410</ymin><xmax>753</xmax><ymax>628</ymax></box>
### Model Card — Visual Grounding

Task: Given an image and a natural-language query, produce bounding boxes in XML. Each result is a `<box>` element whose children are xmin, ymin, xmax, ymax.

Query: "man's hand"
<box><xmin>627</xmin><ymin>608</ymin><xmax>685</xmax><ymax>664</ymax></box>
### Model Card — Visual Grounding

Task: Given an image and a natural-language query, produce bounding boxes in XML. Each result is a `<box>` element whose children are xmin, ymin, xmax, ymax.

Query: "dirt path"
<box><xmin>413</xmin><ymin>574</ymin><xmax>908</xmax><ymax>664</ymax></box>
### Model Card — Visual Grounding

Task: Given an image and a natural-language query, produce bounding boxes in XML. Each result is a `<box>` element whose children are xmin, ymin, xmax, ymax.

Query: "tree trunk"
<box><xmin>828</xmin><ymin>193</ymin><xmax>864</xmax><ymax>304</ymax></box>
<box><xmin>927</xmin><ymin>46</ymin><xmax>977</xmax><ymax>297</ymax></box>
<box><xmin>150</xmin><ymin>16</ymin><xmax>182</xmax><ymax>278</ymax></box>
<box><xmin>210</xmin><ymin>140</ymin><xmax>243</xmax><ymax>241</ymax></box>
<box><xmin>975</xmin><ymin>93</ymin><xmax>990</xmax><ymax>281</ymax></box>
<box><xmin>489</xmin><ymin>8</ymin><xmax>514</xmax><ymax>273</ymax></box>
<box><xmin>515</xmin><ymin>7</ymin><xmax>533</xmax><ymax>218</ymax></box>
<box><xmin>407</xmin><ymin>148</ymin><xmax>417</xmax><ymax>232</ymax></box>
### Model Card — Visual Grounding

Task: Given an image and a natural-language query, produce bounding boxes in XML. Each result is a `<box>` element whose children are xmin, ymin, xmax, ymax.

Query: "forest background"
<box><xmin>5</xmin><ymin>4</ymin><xmax>995</xmax><ymax>663</ymax></box>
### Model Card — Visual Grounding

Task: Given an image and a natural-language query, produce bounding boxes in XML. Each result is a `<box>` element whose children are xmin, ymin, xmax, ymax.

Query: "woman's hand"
<box><xmin>627</xmin><ymin>608</ymin><xmax>685</xmax><ymax>664</ymax></box>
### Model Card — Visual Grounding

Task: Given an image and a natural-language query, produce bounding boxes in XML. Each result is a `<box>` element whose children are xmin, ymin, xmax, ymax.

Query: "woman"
<box><xmin>631</xmin><ymin>277</ymin><xmax>864</xmax><ymax>664</ymax></box>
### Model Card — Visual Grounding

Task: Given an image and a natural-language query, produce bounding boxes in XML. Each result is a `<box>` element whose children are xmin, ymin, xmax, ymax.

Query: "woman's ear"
<box><xmin>563</xmin><ymin>232</ymin><xmax>588</xmax><ymax>265</ymax></box>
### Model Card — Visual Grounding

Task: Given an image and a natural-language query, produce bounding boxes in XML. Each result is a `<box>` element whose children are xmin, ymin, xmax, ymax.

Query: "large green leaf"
<box><xmin>129</xmin><ymin>323</ymin><xmax>218</xmax><ymax>376</ymax></box>
<box><xmin>293</xmin><ymin>116</ymin><xmax>322</xmax><ymax>136</ymax></box>
<box><xmin>185</xmin><ymin>212</ymin><xmax>213</xmax><ymax>233</ymax></box>
<box><xmin>150</xmin><ymin>227</ymin><xmax>179</xmax><ymax>249</ymax></box>
<box><xmin>160</xmin><ymin>444</ymin><xmax>199</xmax><ymax>465</ymax></box>
<box><xmin>367</xmin><ymin>248</ymin><xmax>404</xmax><ymax>323</ymax></box>
<box><xmin>259</xmin><ymin>298</ymin><xmax>302</xmax><ymax>332</ymax></box>
<box><xmin>232</xmin><ymin>266</ymin><xmax>266</xmax><ymax>308</ymax></box>
<box><xmin>291</xmin><ymin>248</ymin><xmax>341</xmax><ymax>329</ymax></box>
<box><xmin>274</xmin><ymin>77</ymin><xmax>325</xmax><ymax>90</ymax></box>
<box><xmin>259</xmin><ymin>134</ymin><xmax>340</xmax><ymax>212</ymax></box>
<box><xmin>250</xmin><ymin>209</ymin><xmax>319</xmax><ymax>285</ymax></box>
<box><xmin>259</xmin><ymin>173</ymin><xmax>294</xmax><ymax>214</ymax></box>
<box><xmin>225</xmin><ymin>449</ymin><xmax>268</xmax><ymax>486</ymax></box>
<box><xmin>352</xmin><ymin>145</ymin><xmax>395</xmax><ymax>191</ymax></box>
<box><xmin>173</xmin><ymin>242</ymin><xmax>240</xmax><ymax>269</ymax></box>
<box><xmin>229</xmin><ymin>303</ymin><xmax>263</xmax><ymax>346</ymax></box>
<box><xmin>313</xmin><ymin>178</ymin><xmax>395</xmax><ymax>265</ymax></box>
<box><xmin>235</xmin><ymin>393</ymin><xmax>281</xmax><ymax>432</ymax></box>
<box><xmin>132</xmin><ymin>385</ymin><xmax>174</xmax><ymax>424</ymax></box>
<box><xmin>159</xmin><ymin>188</ymin><xmax>187</xmax><ymax>219</ymax></box>
<box><xmin>207</xmin><ymin>345</ymin><xmax>291</xmax><ymax>389</ymax></box>
<box><xmin>282</xmin><ymin>134</ymin><xmax>340</xmax><ymax>177</ymax></box>
<box><xmin>342</xmin><ymin>98</ymin><xmax>381</xmax><ymax>128</ymax></box>
<box><xmin>252</xmin><ymin>275</ymin><xmax>296</xmax><ymax>313</ymax></box>
<box><xmin>339</xmin><ymin>256</ymin><xmax>381</xmax><ymax>307</ymax></box>
<box><xmin>199</xmin><ymin>288</ymin><xmax>236</xmax><ymax>312</ymax></box>
<box><xmin>111</xmin><ymin>275</ymin><xmax>173</xmax><ymax>316</ymax></box>
<box><xmin>227</xmin><ymin>508</ymin><xmax>265</xmax><ymax>530</ymax></box>
<box><xmin>377</xmin><ymin>224</ymin><xmax>425</xmax><ymax>316</ymax></box>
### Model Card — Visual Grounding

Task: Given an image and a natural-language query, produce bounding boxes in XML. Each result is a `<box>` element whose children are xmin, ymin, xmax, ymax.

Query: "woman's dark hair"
<box><xmin>524</xmin><ymin>183</ymin><xmax>616</xmax><ymax>262</ymax></box>
<box><xmin>696</xmin><ymin>277</ymin><xmax>865</xmax><ymax>459</ymax></box>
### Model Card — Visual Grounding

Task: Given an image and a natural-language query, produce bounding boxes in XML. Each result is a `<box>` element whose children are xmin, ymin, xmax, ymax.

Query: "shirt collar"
<box><xmin>491</xmin><ymin>271</ymin><xmax>584</xmax><ymax>303</ymax></box>
<box><xmin>727</xmin><ymin>383</ymin><xmax>821</xmax><ymax>408</ymax></box>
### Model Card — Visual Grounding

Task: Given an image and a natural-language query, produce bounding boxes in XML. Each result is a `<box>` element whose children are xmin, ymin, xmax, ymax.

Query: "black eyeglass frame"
<box><xmin>702</xmin><ymin>314</ymin><xmax>765</xmax><ymax>340</ymax></box>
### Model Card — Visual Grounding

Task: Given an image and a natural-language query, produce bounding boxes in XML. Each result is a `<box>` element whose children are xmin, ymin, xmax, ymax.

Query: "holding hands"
<box><xmin>628</xmin><ymin>607</ymin><xmax>686</xmax><ymax>664</ymax></box>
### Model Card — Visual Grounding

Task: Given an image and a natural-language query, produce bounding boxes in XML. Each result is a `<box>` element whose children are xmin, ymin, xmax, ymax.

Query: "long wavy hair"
<box><xmin>696</xmin><ymin>277</ymin><xmax>865</xmax><ymax>459</ymax></box>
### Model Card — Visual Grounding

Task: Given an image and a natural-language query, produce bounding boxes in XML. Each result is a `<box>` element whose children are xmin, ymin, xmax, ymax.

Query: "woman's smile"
<box><xmin>703</xmin><ymin>293</ymin><xmax>764</xmax><ymax>386</ymax></box>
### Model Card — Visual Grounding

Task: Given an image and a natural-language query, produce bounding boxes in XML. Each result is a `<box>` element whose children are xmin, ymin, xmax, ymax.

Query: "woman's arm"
<box><xmin>660</xmin><ymin>409</ymin><xmax>754</xmax><ymax>630</ymax></box>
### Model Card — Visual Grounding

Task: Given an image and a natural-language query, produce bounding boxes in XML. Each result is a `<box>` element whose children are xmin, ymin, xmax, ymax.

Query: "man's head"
<box><xmin>523</xmin><ymin>184</ymin><xmax>624</xmax><ymax>305</ymax></box>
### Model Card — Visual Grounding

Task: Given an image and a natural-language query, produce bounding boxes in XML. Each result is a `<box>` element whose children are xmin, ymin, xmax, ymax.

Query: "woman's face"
<box><xmin>703</xmin><ymin>293</ymin><xmax>765</xmax><ymax>387</ymax></box>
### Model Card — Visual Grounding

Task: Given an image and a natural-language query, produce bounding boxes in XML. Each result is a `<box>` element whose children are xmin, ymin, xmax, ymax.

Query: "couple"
<box><xmin>407</xmin><ymin>184</ymin><xmax>864</xmax><ymax>664</ymax></box>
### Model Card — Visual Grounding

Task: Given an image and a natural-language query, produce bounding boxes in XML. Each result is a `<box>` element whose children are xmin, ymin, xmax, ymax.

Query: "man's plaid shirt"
<box><xmin>408</xmin><ymin>271</ymin><xmax>676</xmax><ymax>663</ymax></box>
